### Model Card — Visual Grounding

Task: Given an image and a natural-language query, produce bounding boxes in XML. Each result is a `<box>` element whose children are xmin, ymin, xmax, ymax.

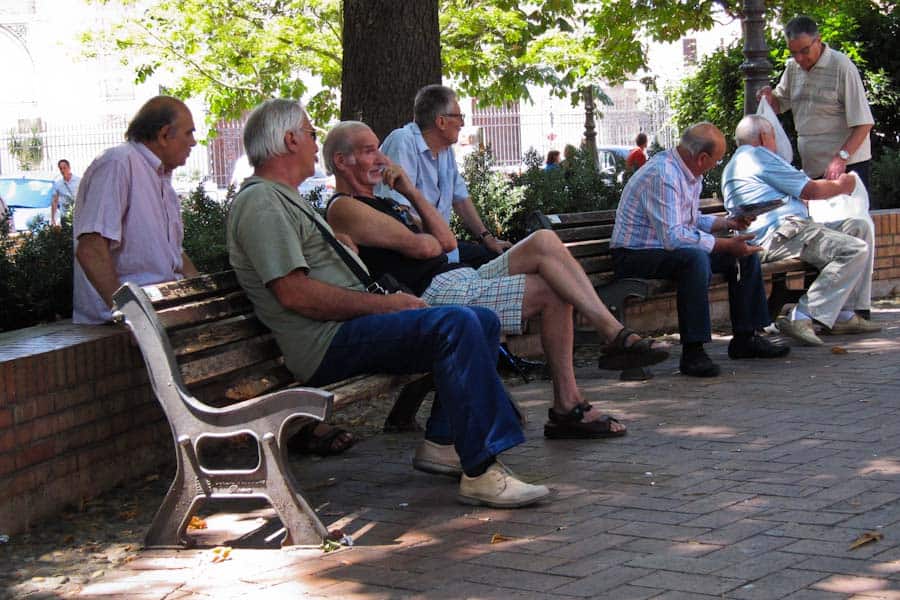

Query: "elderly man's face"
<box><xmin>437</xmin><ymin>99</ymin><xmax>465</xmax><ymax>145</ymax></box>
<box><xmin>159</xmin><ymin>107</ymin><xmax>197</xmax><ymax>171</ymax></box>
<box><xmin>295</xmin><ymin>114</ymin><xmax>319</xmax><ymax>181</ymax></box>
<box><xmin>342</xmin><ymin>128</ymin><xmax>388</xmax><ymax>188</ymax></box>
<box><xmin>788</xmin><ymin>34</ymin><xmax>823</xmax><ymax>71</ymax></box>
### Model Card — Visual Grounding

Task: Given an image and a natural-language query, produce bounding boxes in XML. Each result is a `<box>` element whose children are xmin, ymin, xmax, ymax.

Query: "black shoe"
<box><xmin>728</xmin><ymin>334</ymin><xmax>791</xmax><ymax>359</ymax></box>
<box><xmin>679</xmin><ymin>347</ymin><xmax>721</xmax><ymax>377</ymax></box>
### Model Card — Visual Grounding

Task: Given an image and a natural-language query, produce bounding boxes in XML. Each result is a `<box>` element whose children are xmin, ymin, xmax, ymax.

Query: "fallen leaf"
<box><xmin>210</xmin><ymin>546</ymin><xmax>232</xmax><ymax>563</ymax></box>
<box><xmin>321</xmin><ymin>539</ymin><xmax>342</xmax><ymax>553</ymax></box>
<box><xmin>118</xmin><ymin>510</ymin><xmax>137</xmax><ymax>521</ymax></box>
<box><xmin>187</xmin><ymin>516</ymin><xmax>207</xmax><ymax>530</ymax></box>
<box><xmin>490</xmin><ymin>534</ymin><xmax>515</xmax><ymax>544</ymax></box>
<box><xmin>849</xmin><ymin>531</ymin><xmax>883</xmax><ymax>550</ymax></box>
<box><xmin>831</xmin><ymin>346</ymin><xmax>848</xmax><ymax>354</ymax></box>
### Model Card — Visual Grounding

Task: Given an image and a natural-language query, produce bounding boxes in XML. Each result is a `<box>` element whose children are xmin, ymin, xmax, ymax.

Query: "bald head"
<box><xmin>125</xmin><ymin>96</ymin><xmax>191</xmax><ymax>143</ymax></box>
<box><xmin>323</xmin><ymin>121</ymin><xmax>372</xmax><ymax>175</ymax></box>
<box><xmin>677</xmin><ymin>122</ymin><xmax>725</xmax><ymax>177</ymax></box>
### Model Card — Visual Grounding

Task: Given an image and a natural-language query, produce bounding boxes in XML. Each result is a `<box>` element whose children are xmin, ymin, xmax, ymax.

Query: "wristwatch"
<box><xmin>837</xmin><ymin>149</ymin><xmax>850</xmax><ymax>161</ymax></box>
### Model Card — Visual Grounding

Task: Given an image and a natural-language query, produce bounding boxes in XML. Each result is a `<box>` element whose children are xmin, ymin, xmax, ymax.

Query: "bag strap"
<box><xmin>245</xmin><ymin>181</ymin><xmax>386</xmax><ymax>293</ymax></box>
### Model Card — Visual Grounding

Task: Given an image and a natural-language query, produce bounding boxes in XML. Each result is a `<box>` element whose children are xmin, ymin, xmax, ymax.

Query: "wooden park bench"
<box><xmin>112</xmin><ymin>271</ymin><xmax>430</xmax><ymax>548</ymax></box>
<box><xmin>527</xmin><ymin>201</ymin><xmax>819</xmax><ymax>374</ymax></box>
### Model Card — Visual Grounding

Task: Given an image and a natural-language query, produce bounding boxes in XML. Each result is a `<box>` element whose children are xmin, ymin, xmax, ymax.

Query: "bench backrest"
<box><xmin>114</xmin><ymin>271</ymin><xmax>294</xmax><ymax>407</ymax></box>
<box><xmin>527</xmin><ymin>200</ymin><xmax>726</xmax><ymax>287</ymax></box>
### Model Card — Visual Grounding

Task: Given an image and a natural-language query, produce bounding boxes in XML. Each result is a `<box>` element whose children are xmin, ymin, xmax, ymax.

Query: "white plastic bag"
<box><xmin>808</xmin><ymin>172</ymin><xmax>871</xmax><ymax>223</ymax></box>
<box><xmin>756</xmin><ymin>97</ymin><xmax>793</xmax><ymax>164</ymax></box>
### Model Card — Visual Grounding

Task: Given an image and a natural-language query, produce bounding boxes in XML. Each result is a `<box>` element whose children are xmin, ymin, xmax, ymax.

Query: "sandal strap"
<box><xmin>548</xmin><ymin>402</ymin><xmax>593</xmax><ymax>424</ymax></box>
<box><xmin>607</xmin><ymin>327</ymin><xmax>637</xmax><ymax>351</ymax></box>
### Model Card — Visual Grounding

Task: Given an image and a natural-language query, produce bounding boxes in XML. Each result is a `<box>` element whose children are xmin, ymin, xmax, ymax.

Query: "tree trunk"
<box><xmin>341</xmin><ymin>0</ymin><xmax>442</xmax><ymax>142</ymax></box>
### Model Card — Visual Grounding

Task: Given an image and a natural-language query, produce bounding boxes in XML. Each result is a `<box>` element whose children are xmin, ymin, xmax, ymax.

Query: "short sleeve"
<box><xmin>232</xmin><ymin>194</ymin><xmax>310</xmax><ymax>285</ymax></box>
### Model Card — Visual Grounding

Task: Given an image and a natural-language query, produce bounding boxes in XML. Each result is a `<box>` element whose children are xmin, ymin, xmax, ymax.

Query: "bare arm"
<box><xmin>382</xmin><ymin>164</ymin><xmax>457</xmax><ymax>253</ymax></box>
<box><xmin>712</xmin><ymin>233</ymin><xmax>763</xmax><ymax>257</ymax></box>
<box><xmin>51</xmin><ymin>193</ymin><xmax>59</xmax><ymax>227</ymax></box>
<box><xmin>268</xmin><ymin>268</ymin><xmax>426</xmax><ymax>321</ymax></box>
<box><xmin>75</xmin><ymin>233</ymin><xmax>121</xmax><ymax>308</ymax></box>
<box><xmin>180</xmin><ymin>251</ymin><xmax>200</xmax><ymax>278</ymax></box>
<box><xmin>824</xmin><ymin>124</ymin><xmax>874</xmax><ymax>180</ymax></box>
<box><xmin>801</xmin><ymin>172</ymin><xmax>856</xmax><ymax>200</ymax></box>
<box><xmin>327</xmin><ymin>195</ymin><xmax>445</xmax><ymax>260</ymax></box>
<box><xmin>453</xmin><ymin>197</ymin><xmax>512</xmax><ymax>253</ymax></box>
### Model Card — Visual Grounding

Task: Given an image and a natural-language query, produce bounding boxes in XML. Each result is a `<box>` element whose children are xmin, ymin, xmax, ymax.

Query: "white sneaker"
<box><xmin>413</xmin><ymin>440</ymin><xmax>462</xmax><ymax>477</ymax></box>
<box><xmin>776</xmin><ymin>316</ymin><xmax>824</xmax><ymax>346</ymax></box>
<box><xmin>457</xmin><ymin>463</ymin><xmax>551</xmax><ymax>508</ymax></box>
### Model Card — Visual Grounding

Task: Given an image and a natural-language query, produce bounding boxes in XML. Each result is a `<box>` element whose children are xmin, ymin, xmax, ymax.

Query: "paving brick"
<box><xmin>728</xmin><ymin>568</ymin><xmax>830</xmax><ymax>600</ymax></box>
<box><xmin>630</xmin><ymin>570</ymin><xmax>744</xmax><ymax>596</ymax></box>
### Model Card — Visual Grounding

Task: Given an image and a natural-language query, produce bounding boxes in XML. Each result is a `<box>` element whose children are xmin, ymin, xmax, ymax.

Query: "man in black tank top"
<box><xmin>324</xmin><ymin>122</ymin><xmax>671</xmax><ymax>446</ymax></box>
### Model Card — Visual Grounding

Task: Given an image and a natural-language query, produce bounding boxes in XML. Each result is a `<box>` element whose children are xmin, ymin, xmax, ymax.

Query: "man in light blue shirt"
<box><xmin>611</xmin><ymin>123</ymin><xmax>789</xmax><ymax>378</ymax></box>
<box><xmin>51</xmin><ymin>159</ymin><xmax>80</xmax><ymax>226</ymax></box>
<box><xmin>377</xmin><ymin>85</ymin><xmax>511</xmax><ymax>265</ymax></box>
<box><xmin>722</xmin><ymin>115</ymin><xmax>878</xmax><ymax>346</ymax></box>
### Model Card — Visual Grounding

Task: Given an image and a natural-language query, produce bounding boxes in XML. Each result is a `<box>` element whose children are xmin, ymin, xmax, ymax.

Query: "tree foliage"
<box><xmin>87</xmin><ymin>0</ymin><xmax>869</xmax><ymax>130</ymax></box>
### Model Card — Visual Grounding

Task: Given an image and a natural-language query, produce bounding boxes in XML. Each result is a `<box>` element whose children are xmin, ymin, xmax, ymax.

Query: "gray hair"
<box><xmin>322</xmin><ymin>121</ymin><xmax>371</xmax><ymax>175</ymax></box>
<box><xmin>414</xmin><ymin>84</ymin><xmax>457</xmax><ymax>131</ymax></box>
<box><xmin>243</xmin><ymin>99</ymin><xmax>306</xmax><ymax>168</ymax></box>
<box><xmin>785</xmin><ymin>15</ymin><xmax>818</xmax><ymax>40</ymax></box>
<box><xmin>680</xmin><ymin>122</ymin><xmax>720</xmax><ymax>158</ymax></box>
<box><xmin>734</xmin><ymin>115</ymin><xmax>774</xmax><ymax>146</ymax></box>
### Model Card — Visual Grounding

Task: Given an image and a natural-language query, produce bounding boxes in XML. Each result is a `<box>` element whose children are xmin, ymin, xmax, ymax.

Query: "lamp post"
<box><xmin>740</xmin><ymin>0</ymin><xmax>772</xmax><ymax>115</ymax></box>
<box><xmin>582</xmin><ymin>85</ymin><xmax>599</xmax><ymax>170</ymax></box>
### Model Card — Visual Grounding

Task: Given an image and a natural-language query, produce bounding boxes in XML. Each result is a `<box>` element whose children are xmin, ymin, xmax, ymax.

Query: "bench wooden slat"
<box><xmin>556</xmin><ymin>225</ymin><xmax>614</xmax><ymax>243</ymax></box>
<box><xmin>142</xmin><ymin>271</ymin><xmax>241</xmax><ymax>308</ymax></box>
<box><xmin>169</xmin><ymin>315</ymin><xmax>269</xmax><ymax>357</ymax></box>
<box><xmin>156</xmin><ymin>291</ymin><xmax>254</xmax><ymax>330</ymax></box>
<box><xmin>180</xmin><ymin>335</ymin><xmax>281</xmax><ymax>387</ymax></box>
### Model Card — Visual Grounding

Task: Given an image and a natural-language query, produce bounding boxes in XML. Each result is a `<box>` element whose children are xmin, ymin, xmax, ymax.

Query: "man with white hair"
<box><xmin>722</xmin><ymin>114</ymin><xmax>878</xmax><ymax>346</ymax></box>
<box><xmin>226</xmin><ymin>98</ymin><xmax>551</xmax><ymax>509</ymax></box>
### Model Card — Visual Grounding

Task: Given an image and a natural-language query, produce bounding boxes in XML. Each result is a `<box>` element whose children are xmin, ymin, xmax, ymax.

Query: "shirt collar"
<box><xmin>811</xmin><ymin>43</ymin><xmax>833</xmax><ymax>71</ymax></box>
<box><xmin>405</xmin><ymin>122</ymin><xmax>435</xmax><ymax>158</ymax></box>
<box><xmin>132</xmin><ymin>141</ymin><xmax>168</xmax><ymax>177</ymax></box>
<box><xmin>671</xmin><ymin>148</ymin><xmax>699</xmax><ymax>185</ymax></box>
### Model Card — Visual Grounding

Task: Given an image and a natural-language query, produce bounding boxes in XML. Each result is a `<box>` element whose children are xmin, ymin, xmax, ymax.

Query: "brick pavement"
<box><xmin>9</xmin><ymin>307</ymin><xmax>900</xmax><ymax>599</ymax></box>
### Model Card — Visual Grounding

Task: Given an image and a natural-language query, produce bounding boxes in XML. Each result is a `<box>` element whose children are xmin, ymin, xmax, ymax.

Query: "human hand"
<box><xmin>484</xmin><ymin>236</ymin><xmax>512</xmax><ymax>254</ymax></box>
<box><xmin>381</xmin><ymin>161</ymin><xmax>414</xmax><ymax>197</ymax></box>
<box><xmin>727</xmin><ymin>215</ymin><xmax>755</xmax><ymax>231</ymax></box>
<box><xmin>756</xmin><ymin>86</ymin><xmax>773</xmax><ymax>102</ymax></box>
<box><xmin>824</xmin><ymin>156</ymin><xmax>848</xmax><ymax>181</ymax></box>
<box><xmin>726</xmin><ymin>233</ymin><xmax>763</xmax><ymax>257</ymax></box>
<box><xmin>384</xmin><ymin>291</ymin><xmax>428</xmax><ymax>312</ymax></box>
<box><xmin>836</xmin><ymin>172</ymin><xmax>856</xmax><ymax>195</ymax></box>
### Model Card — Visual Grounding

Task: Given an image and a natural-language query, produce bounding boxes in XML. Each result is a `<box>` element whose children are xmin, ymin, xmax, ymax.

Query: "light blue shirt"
<box><xmin>721</xmin><ymin>145</ymin><xmax>810</xmax><ymax>244</ymax></box>
<box><xmin>377</xmin><ymin>122</ymin><xmax>469</xmax><ymax>262</ymax></box>
<box><xmin>611</xmin><ymin>149</ymin><xmax>718</xmax><ymax>252</ymax></box>
<box><xmin>52</xmin><ymin>174</ymin><xmax>81</xmax><ymax>211</ymax></box>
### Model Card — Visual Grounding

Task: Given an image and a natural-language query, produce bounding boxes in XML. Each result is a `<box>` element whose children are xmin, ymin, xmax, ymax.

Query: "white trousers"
<box><xmin>760</xmin><ymin>216</ymin><xmax>874</xmax><ymax>328</ymax></box>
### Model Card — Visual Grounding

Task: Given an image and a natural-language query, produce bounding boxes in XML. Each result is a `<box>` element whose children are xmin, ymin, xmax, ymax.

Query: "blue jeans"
<box><xmin>611</xmin><ymin>248</ymin><xmax>770</xmax><ymax>344</ymax></box>
<box><xmin>306</xmin><ymin>306</ymin><xmax>524</xmax><ymax>472</ymax></box>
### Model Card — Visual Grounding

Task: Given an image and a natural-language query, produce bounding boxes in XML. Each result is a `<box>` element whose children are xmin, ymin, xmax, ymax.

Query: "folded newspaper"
<box><xmin>728</xmin><ymin>197</ymin><xmax>787</xmax><ymax>219</ymax></box>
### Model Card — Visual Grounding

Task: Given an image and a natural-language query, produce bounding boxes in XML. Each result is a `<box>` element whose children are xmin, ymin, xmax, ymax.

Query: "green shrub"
<box><xmin>871</xmin><ymin>147</ymin><xmax>900</xmax><ymax>210</ymax></box>
<box><xmin>458</xmin><ymin>147</ymin><xmax>526</xmax><ymax>241</ymax></box>
<box><xmin>181</xmin><ymin>184</ymin><xmax>233</xmax><ymax>274</ymax></box>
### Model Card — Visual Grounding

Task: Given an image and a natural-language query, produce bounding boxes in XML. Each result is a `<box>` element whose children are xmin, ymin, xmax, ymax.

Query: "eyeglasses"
<box><xmin>442</xmin><ymin>113</ymin><xmax>466</xmax><ymax>121</ymax></box>
<box><xmin>789</xmin><ymin>37</ymin><xmax>820</xmax><ymax>57</ymax></box>
<box><xmin>298</xmin><ymin>127</ymin><xmax>318</xmax><ymax>142</ymax></box>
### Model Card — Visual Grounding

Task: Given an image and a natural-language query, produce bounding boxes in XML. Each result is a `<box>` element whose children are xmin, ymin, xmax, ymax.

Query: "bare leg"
<box><xmin>507</xmin><ymin>230</ymin><xmax>625</xmax><ymax>342</ymax></box>
<box><xmin>521</xmin><ymin>275</ymin><xmax>625</xmax><ymax>433</ymax></box>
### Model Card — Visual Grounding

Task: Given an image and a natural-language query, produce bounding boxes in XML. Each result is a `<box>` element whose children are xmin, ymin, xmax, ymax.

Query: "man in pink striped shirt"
<box><xmin>73</xmin><ymin>96</ymin><xmax>199</xmax><ymax>324</ymax></box>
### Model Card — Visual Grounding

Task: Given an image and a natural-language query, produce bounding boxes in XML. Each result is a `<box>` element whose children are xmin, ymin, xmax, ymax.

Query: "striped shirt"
<box><xmin>611</xmin><ymin>149</ymin><xmax>717</xmax><ymax>253</ymax></box>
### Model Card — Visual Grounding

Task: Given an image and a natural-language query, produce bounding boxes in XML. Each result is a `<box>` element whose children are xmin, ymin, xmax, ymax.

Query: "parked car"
<box><xmin>0</xmin><ymin>177</ymin><xmax>54</xmax><ymax>231</ymax></box>
<box><xmin>596</xmin><ymin>145</ymin><xmax>630</xmax><ymax>184</ymax></box>
<box><xmin>231</xmin><ymin>155</ymin><xmax>335</xmax><ymax>208</ymax></box>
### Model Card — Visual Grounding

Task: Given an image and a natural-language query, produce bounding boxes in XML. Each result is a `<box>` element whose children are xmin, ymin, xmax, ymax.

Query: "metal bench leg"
<box><xmin>145</xmin><ymin>436</ymin><xmax>206</xmax><ymax>548</ymax></box>
<box><xmin>261</xmin><ymin>433</ymin><xmax>329</xmax><ymax>546</ymax></box>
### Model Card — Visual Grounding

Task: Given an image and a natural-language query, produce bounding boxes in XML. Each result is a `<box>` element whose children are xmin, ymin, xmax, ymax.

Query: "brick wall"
<box><xmin>0</xmin><ymin>323</ymin><xmax>169</xmax><ymax>535</ymax></box>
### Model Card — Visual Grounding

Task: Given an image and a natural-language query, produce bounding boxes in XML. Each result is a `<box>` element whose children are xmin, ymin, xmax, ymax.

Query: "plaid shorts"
<box><xmin>421</xmin><ymin>252</ymin><xmax>527</xmax><ymax>334</ymax></box>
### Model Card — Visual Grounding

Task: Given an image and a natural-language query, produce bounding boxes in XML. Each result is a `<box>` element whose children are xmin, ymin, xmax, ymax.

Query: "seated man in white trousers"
<box><xmin>722</xmin><ymin>115</ymin><xmax>879</xmax><ymax>346</ymax></box>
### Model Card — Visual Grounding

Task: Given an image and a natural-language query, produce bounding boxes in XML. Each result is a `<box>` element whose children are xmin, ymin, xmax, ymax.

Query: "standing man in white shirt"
<box><xmin>73</xmin><ymin>96</ymin><xmax>199</xmax><ymax>324</ymax></box>
<box><xmin>51</xmin><ymin>159</ymin><xmax>80</xmax><ymax>227</ymax></box>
